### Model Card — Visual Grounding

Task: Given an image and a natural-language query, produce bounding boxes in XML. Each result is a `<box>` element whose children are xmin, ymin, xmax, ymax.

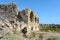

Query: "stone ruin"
<box><xmin>0</xmin><ymin>3</ymin><xmax>39</xmax><ymax>36</ymax></box>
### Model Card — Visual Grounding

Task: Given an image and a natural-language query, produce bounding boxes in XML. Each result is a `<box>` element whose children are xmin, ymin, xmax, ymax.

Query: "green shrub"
<box><xmin>39</xmin><ymin>26</ymin><xmax>60</xmax><ymax>32</ymax></box>
<box><xmin>47</xmin><ymin>36</ymin><xmax>60</xmax><ymax>40</ymax></box>
<box><xmin>39</xmin><ymin>33</ymin><xmax>43</xmax><ymax>40</ymax></box>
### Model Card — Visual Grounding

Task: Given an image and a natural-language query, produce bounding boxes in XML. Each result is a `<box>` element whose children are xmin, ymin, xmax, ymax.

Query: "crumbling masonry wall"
<box><xmin>0</xmin><ymin>3</ymin><xmax>39</xmax><ymax>36</ymax></box>
<box><xmin>0</xmin><ymin>3</ymin><xmax>18</xmax><ymax>21</ymax></box>
<box><xmin>18</xmin><ymin>8</ymin><xmax>39</xmax><ymax>32</ymax></box>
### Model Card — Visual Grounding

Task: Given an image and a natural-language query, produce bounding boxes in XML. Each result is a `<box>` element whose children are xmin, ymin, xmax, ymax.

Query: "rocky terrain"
<box><xmin>0</xmin><ymin>3</ymin><xmax>40</xmax><ymax>40</ymax></box>
<box><xmin>0</xmin><ymin>3</ymin><xmax>60</xmax><ymax>40</ymax></box>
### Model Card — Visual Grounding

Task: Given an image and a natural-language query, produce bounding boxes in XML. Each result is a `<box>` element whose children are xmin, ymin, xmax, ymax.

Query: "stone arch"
<box><xmin>35</xmin><ymin>17</ymin><xmax>39</xmax><ymax>23</ymax></box>
<box><xmin>30</xmin><ymin>11</ymin><xmax>34</xmax><ymax>21</ymax></box>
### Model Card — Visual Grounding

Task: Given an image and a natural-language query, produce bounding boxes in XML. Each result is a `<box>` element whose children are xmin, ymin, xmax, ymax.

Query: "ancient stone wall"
<box><xmin>0</xmin><ymin>3</ymin><xmax>18</xmax><ymax>21</ymax></box>
<box><xmin>0</xmin><ymin>3</ymin><xmax>39</xmax><ymax>37</ymax></box>
<box><xmin>17</xmin><ymin>8</ymin><xmax>39</xmax><ymax>32</ymax></box>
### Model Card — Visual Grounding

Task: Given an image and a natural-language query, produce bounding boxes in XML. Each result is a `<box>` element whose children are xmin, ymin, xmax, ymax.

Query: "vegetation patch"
<box><xmin>39</xmin><ymin>26</ymin><xmax>60</xmax><ymax>32</ymax></box>
<box><xmin>47</xmin><ymin>36</ymin><xmax>60</xmax><ymax>40</ymax></box>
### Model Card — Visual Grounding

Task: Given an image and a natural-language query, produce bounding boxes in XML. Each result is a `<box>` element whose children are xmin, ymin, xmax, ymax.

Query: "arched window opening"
<box><xmin>35</xmin><ymin>17</ymin><xmax>37</xmax><ymax>22</ymax></box>
<box><xmin>30</xmin><ymin>11</ymin><xmax>34</xmax><ymax>21</ymax></box>
<box><xmin>31</xmin><ymin>27</ymin><xmax>33</xmax><ymax>30</ymax></box>
<box><xmin>35</xmin><ymin>17</ymin><xmax>39</xmax><ymax>23</ymax></box>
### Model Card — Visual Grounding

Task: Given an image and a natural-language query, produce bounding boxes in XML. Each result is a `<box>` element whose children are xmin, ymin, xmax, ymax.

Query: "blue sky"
<box><xmin>0</xmin><ymin>0</ymin><xmax>60</xmax><ymax>24</ymax></box>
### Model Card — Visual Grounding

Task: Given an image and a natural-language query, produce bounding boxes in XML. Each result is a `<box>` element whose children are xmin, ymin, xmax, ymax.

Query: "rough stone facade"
<box><xmin>17</xmin><ymin>9</ymin><xmax>39</xmax><ymax>31</ymax></box>
<box><xmin>0</xmin><ymin>3</ymin><xmax>39</xmax><ymax>36</ymax></box>
<box><xmin>0</xmin><ymin>3</ymin><xmax>18</xmax><ymax>21</ymax></box>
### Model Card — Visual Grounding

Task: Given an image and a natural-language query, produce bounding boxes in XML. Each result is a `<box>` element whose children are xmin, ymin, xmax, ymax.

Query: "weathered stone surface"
<box><xmin>0</xmin><ymin>3</ymin><xmax>39</xmax><ymax>40</ymax></box>
<box><xmin>0</xmin><ymin>3</ymin><xmax>60</xmax><ymax>40</ymax></box>
<box><xmin>0</xmin><ymin>3</ymin><xmax>18</xmax><ymax>21</ymax></box>
<box><xmin>17</xmin><ymin>8</ymin><xmax>39</xmax><ymax>32</ymax></box>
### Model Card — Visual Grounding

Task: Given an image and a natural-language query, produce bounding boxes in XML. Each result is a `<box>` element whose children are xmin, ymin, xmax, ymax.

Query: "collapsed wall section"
<box><xmin>0</xmin><ymin>3</ymin><xmax>18</xmax><ymax>21</ymax></box>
